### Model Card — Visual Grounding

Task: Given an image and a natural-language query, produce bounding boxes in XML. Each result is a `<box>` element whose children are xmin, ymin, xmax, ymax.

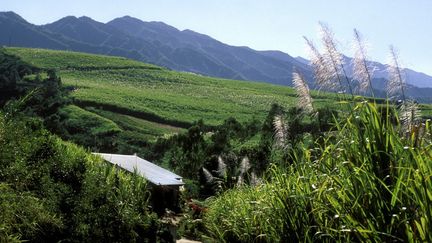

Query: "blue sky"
<box><xmin>2</xmin><ymin>0</ymin><xmax>432</xmax><ymax>75</ymax></box>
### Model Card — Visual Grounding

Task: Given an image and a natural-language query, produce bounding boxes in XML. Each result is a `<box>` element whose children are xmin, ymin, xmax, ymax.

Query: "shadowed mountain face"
<box><xmin>106</xmin><ymin>16</ymin><xmax>312</xmax><ymax>85</ymax></box>
<box><xmin>1</xmin><ymin>11</ymin><xmax>431</xmax><ymax>101</ymax></box>
<box><xmin>0</xmin><ymin>11</ymin><xmax>67</xmax><ymax>49</ymax></box>
<box><xmin>0</xmin><ymin>12</ymin><xmax>311</xmax><ymax>86</ymax></box>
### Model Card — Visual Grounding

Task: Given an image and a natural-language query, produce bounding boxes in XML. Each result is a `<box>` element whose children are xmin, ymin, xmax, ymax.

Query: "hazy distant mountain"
<box><xmin>0</xmin><ymin>11</ymin><xmax>150</xmax><ymax>60</ymax></box>
<box><xmin>295</xmin><ymin>56</ymin><xmax>310</xmax><ymax>66</ymax></box>
<box><xmin>0</xmin><ymin>12</ymin><xmax>312</xmax><ymax>85</ymax></box>
<box><xmin>106</xmin><ymin>16</ymin><xmax>311</xmax><ymax>85</ymax></box>
<box><xmin>339</xmin><ymin>56</ymin><xmax>432</xmax><ymax>89</ymax></box>
<box><xmin>42</xmin><ymin>15</ymin><xmax>167</xmax><ymax>63</ymax></box>
<box><xmin>0</xmin><ymin>11</ymin><xmax>67</xmax><ymax>49</ymax></box>
<box><xmin>300</xmin><ymin>55</ymin><xmax>432</xmax><ymax>102</ymax></box>
<box><xmin>44</xmin><ymin>15</ymin><xmax>247</xmax><ymax>80</ymax></box>
<box><xmin>1</xmin><ymin>11</ymin><xmax>431</xmax><ymax>101</ymax></box>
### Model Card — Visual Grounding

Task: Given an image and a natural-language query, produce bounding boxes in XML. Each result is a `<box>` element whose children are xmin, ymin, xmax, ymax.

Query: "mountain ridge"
<box><xmin>1</xmin><ymin>11</ymin><xmax>431</xmax><ymax>100</ymax></box>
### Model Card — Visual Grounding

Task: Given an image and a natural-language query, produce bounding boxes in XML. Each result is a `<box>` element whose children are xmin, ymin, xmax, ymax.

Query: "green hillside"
<box><xmin>4</xmin><ymin>48</ymin><xmax>432</xmax><ymax>145</ymax></box>
<box><xmin>3</xmin><ymin>44</ymin><xmax>432</xmax><ymax>243</ymax></box>
<box><xmin>5</xmin><ymin>48</ymin><xmax>338</xmax><ymax>127</ymax></box>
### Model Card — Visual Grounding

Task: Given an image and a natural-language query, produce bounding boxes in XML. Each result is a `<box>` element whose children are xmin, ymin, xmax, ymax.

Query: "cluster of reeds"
<box><xmin>302</xmin><ymin>23</ymin><xmax>420</xmax><ymax>123</ymax></box>
<box><xmin>201</xmin><ymin>155</ymin><xmax>261</xmax><ymax>194</ymax></box>
<box><xmin>203</xmin><ymin>25</ymin><xmax>432</xmax><ymax>242</ymax></box>
<box><xmin>204</xmin><ymin>102</ymin><xmax>432</xmax><ymax>242</ymax></box>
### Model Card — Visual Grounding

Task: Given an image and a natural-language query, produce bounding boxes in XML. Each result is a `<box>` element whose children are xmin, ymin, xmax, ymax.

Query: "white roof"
<box><xmin>93</xmin><ymin>153</ymin><xmax>184</xmax><ymax>186</ymax></box>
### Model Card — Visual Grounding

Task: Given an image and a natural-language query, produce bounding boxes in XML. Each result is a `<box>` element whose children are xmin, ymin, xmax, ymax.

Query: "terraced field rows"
<box><xmin>6</xmin><ymin>48</ymin><xmax>336</xmax><ymax>131</ymax></box>
<box><xmin>8</xmin><ymin>47</ymin><xmax>430</xmax><ymax>141</ymax></box>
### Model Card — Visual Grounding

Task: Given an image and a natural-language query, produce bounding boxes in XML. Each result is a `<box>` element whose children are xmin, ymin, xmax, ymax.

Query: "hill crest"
<box><xmin>1</xmin><ymin>11</ymin><xmax>432</xmax><ymax>100</ymax></box>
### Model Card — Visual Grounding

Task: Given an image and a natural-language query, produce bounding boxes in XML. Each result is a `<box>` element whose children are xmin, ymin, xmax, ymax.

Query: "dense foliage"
<box><xmin>204</xmin><ymin>101</ymin><xmax>432</xmax><ymax>242</ymax></box>
<box><xmin>0</xmin><ymin>48</ymin><xmax>69</xmax><ymax>133</ymax></box>
<box><xmin>5</xmin><ymin>47</ymin><xmax>345</xmax><ymax>127</ymax></box>
<box><xmin>0</xmin><ymin>48</ymin><xmax>38</xmax><ymax>105</ymax></box>
<box><xmin>203</xmin><ymin>25</ymin><xmax>432</xmax><ymax>242</ymax></box>
<box><xmin>0</xmin><ymin>113</ymin><xmax>157</xmax><ymax>242</ymax></box>
<box><xmin>0</xmin><ymin>49</ymin><xmax>160</xmax><ymax>242</ymax></box>
<box><xmin>3</xmin><ymin>45</ymin><xmax>432</xmax><ymax>242</ymax></box>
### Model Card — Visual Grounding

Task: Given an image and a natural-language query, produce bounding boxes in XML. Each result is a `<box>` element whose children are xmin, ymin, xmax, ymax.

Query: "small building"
<box><xmin>93</xmin><ymin>153</ymin><xmax>184</xmax><ymax>214</ymax></box>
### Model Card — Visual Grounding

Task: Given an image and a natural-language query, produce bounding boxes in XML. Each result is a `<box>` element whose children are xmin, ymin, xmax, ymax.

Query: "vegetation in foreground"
<box><xmin>0</xmin><ymin>44</ymin><xmax>339</xmax><ymax>242</ymax></box>
<box><xmin>204</xmin><ymin>101</ymin><xmax>432</xmax><ymax>242</ymax></box>
<box><xmin>0</xmin><ymin>50</ymin><xmax>161</xmax><ymax>242</ymax></box>
<box><xmin>202</xmin><ymin>25</ymin><xmax>432</xmax><ymax>242</ymax></box>
<box><xmin>0</xmin><ymin>112</ymin><xmax>158</xmax><ymax>242</ymax></box>
<box><xmin>2</xmin><ymin>22</ymin><xmax>432</xmax><ymax>242</ymax></box>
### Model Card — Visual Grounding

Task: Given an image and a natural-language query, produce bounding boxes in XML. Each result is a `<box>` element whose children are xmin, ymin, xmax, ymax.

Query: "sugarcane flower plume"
<box><xmin>319</xmin><ymin>22</ymin><xmax>343</xmax><ymax>66</ymax></box>
<box><xmin>250</xmin><ymin>172</ymin><xmax>262</xmax><ymax>186</ymax></box>
<box><xmin>387</xmin><ymin>45</ymin><xmax>406</xmax><ymax>101</ymax></box>
<box><xmin>399</xmin><ymin>99</ymin><xmax>421</xmax><ymax>134</ymax></box>
<box><xmin>216</xmin><ymin>155</ymin><xmax>227</xmax><ymax>177</ymax></box>
<box><xmin>202</xmin><ymin>167</ymin><xmax>214</xmax><ymax>183</ymax></box>
<box><xmin>239</xmin><ymin>156</ymin><xmax>251</xmax><ymax>175</ymax></box>
<box><xmin>292</xmin><ymin>70</ymin><xmax>314</xmax><ymax>113</ymax></box>
<box><xmin>304</xmin><ymin>36</ymin><xmax>338</xmax><ymax>91</ymax></box>
<box><xmin>237</xmin><ymin>156</ymin><xmax>251</xmax><ymax>186</ymax></box>
<box><xmin>322</xmin><ymin>22</ymin><xmax>358</xmax><ymax>97</ymax></box>
<box><xmin>273</xmin><ymin>114</ymin><xmax>288</xmax><ymax>147</ymax></box>
<box><xmin>352</xmin><ymin>29</ymin><xmax>375</xmax><ymax>96</ymax></box>
<box><xmin>319</xmin><ymin>22</ymin><xmax>346</xmax><ymax>90</ymax></box>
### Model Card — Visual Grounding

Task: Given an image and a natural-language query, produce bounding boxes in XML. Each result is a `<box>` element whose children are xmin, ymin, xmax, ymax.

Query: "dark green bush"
<box><xmin>0</xmin><ymin>183</ymin><xmax>62</xmax><ymax>242</ymax></box>
<box><xmin>0</xmin><ymin>113</ymin><xmax>157</xmax><ymax>242</ymax></box>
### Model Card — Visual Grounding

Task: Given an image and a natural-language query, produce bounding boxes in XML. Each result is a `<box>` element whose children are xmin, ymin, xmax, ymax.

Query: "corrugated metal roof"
<box><xmin>93</xmin><ymin>153</ymin><xmax>184</xmax><ymax>186</ymax></box>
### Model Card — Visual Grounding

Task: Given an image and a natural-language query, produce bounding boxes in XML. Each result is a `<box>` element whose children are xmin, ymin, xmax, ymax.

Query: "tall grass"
<box><xmin>204</xmin><ymin>25</ymin><xmax>432</xmax><ymax>242</ymax></box>
<box><xmin>204</xmin><ymin>102</ymin><xmax>432</xmax><ymax>242</ymax></box>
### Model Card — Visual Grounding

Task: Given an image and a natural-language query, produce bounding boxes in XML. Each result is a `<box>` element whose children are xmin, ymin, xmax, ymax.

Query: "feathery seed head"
<box><xmin>304</xmin><ymin>36</ymin><xmax>338</xmax><ymax>91</ymax></box>
<box><xmin>202</xmin><ymin>167</ymin><xmax>214</xmax><ymax>183</ymax></box>
<box><xmin>273</xmin><ymin>115</ymin><xmax>288</xmax><ymax>147</ymax></box>
<box><xmin>237</xmin><ymin>157</ymin><xmax>251</xmax><ymax>186</ymax></box>
<box><xmin>250</xmin><ymin>172</ymin><xmax>262</xmax><ymax>186</ymax></box>
<box><xmin>292</xmin><ymin>71</ymin><xmax>314</xmax><ymax>113</ymax></box>
<box><xmin>352</xmin><ymin>29</ymin><xmax>375</xmax><ymax>95</ymax></box>
<box><xmin>319</xmin><ymin>22</ymin><xmax>356</xmax><ymax>97</ymax></box>
<box><xmin>399</xmin><ymin>100</ymin><xmax>421</xmax><ymax>133</ymax></box>
<box><xmin>239</xmin><ymin>156</ymin><xmax>251</xmax><ymax>175</ymax></box>
<box><xmin>216</xmin><ymin>155</ymin><xmax>227</xmax><ymax>177</ymax></box>
<box><xmin>387</xmin><ymin>45</ymin><xmax>407</xmax><ymax>101</ymax></box>
<box><xmin>319</xmin><ymin>22</ymin><xmax>344</xmax><ymax>71</ymax></box>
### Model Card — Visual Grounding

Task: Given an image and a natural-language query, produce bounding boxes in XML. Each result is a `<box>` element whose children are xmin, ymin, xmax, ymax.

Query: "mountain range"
<box><xmin>1</xmin><ymin>11</ymin><xmax>431</xmax><ymax>102</ymax></box>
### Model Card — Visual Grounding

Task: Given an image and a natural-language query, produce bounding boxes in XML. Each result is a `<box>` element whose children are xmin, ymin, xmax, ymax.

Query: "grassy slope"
<box><xmin>7</xmin><ymin>47</ymin><xmax>430</xmax><ymax>142</ymax></box>
<box><xmin>87</xmin><ymin>107</ymin><xmax>182</xmax><ymax>140</ymax></box>
<box><xmin>61</xmin><ymin>105</ymin><xmax>122</xmax><ymax>135</ymax></box>
<box><xmin>5</xmin><ymin>48</ymin><xmax>338</xmax><ymax>126</ymax></box>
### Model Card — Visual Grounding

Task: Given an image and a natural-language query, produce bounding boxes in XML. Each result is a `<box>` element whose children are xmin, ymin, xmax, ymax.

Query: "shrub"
<box><xmin>0</xmin><ymin>113</ymin><xmax>158</xmax><ymax>242</ymax></box>
<box><xmin>0</xmin><ymin>183</ymin><xmax>62</xmax><ymax>242</ymax></box>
